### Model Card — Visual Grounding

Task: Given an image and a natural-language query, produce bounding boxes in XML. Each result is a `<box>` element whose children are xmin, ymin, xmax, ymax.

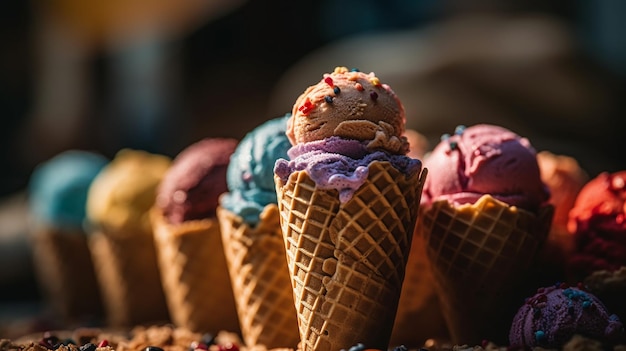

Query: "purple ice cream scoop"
<box><xmin>274</xmin><ymin>136</ymin><xmax>421</xmax><ymax>203</ymax></box>
<box><xmin>509</xmin><ymin>284</ymin><xmax>624</xmax><ymax>348</ymax></box>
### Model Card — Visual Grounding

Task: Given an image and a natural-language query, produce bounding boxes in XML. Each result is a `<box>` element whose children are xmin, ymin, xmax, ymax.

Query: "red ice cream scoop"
<box><xmin>567</xmin><ymin>170</ymin><xmax>626</xmax><ymax>280</ymax></box>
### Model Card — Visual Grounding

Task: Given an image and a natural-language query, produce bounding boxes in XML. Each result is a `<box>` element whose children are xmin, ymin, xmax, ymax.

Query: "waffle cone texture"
<box><xmin>151</xmin><ymin>208</ymin><xmax>240</xmax><ymax>335</ymax></box>
<box><xmin>419</xmin><ymin>195</ymin><xmax>553</xmax><ymax>345</ymax></box>
<box><xmin>391</xmin><ymin>228</ymin><xmax>448</xmax><ymax>346</ymax></box>
<box><xmin>88</xmin><ymin>225</ymin><xmax>170</xmax><ymax>328</ymax></box>
<box><xmin>217</xmin><ymin>204</ymin><xmax>300</xmax><ymax>349</ymax></box>
<box><xmin>275</xmin><ymin>161</ymin><xmax>427</xmax><ymax>351</ymax></box>
<box><xmin>31</xmin><ymin>227</ymin><xmax>103</xmax><ymax>322</ymax></box>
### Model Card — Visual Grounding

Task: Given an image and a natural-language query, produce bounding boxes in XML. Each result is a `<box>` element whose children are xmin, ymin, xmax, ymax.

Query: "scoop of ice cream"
<box><xmin>274</xmin><ymin>136</ymin><xmax>421</xmax><ymax>203</ymax></box>
<box><xmin>566</xmin><ymin>171</ymin><xmax>626</xmax><ymax>280</ymax></box>
<box><xmin>86</xmin><ymin>149</ymin><xmax>171</xmax><ymax>232</ymax></box>
<box><xmin>534</xmin><ymin>151</ymin><xmax>589</xmax><ymax>284</ymax></box>
<box><xmin>287</xmin><ymin>66</ymin><xmax>407</xmax><ymax>154</ymax></box>
<box><xmin>509</xmin><ymin>284</ymin><xmax>624</xmax><ymax>348</ymax></box>
<box><xmin>538</xmin><ymin>151</ymin><xmax>589</xmax><ymax>236</ymax></box>
<box><xmin>404</xmin><ymin>128</ymin><xmax>430</xmax><ymax>160</ymax></box>
<box><xmin>421</xmin><ymin>124</ymin><xmax>549</xmax><ymax>211</ymax></box>
<box><xmin>220</xmin><ymin>115</ymin><xmax>291</xmax><ymax>226</ymax></box>
<box><xmin>156</xmin><ymin>138</ymin><xmax>237</xmax><ymax>225</ymax></box>
<box><xmin>584</xmin><ymin>267</ymin><xmax>626</xmax><ymax>326</ymax></box>
<box><xmin>29</xmin><ymin>150</ymin><xmax>108</xmax><ymax>229</ymax></box>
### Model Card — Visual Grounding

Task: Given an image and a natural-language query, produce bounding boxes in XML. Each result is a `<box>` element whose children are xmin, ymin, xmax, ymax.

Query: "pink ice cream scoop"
<box><xmin>567</xmin><ymin>171</ymin><xmax>626</xmax><ymax>281</ymax></box>
<box><xmin>421</xmin><ymin>124</ymin><xmax>549</xmax><ymax>211</ymax></box>
<box><xmin>509</xmin><ymin>284</ymin><xmax>624</xmax><ymax>348</ymax></box>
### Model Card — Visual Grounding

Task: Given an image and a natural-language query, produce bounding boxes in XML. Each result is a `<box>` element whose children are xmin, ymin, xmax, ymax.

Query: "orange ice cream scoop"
<box><xmin>537</xmin><ymin>151</ymin><xmax>588</xmax><ymax>236</ymax></box>
<box><xmin>404</xmin><ymin>128</ymin><xmax>430</xmax><ymax>160</ymax></box>
<box><xmin>567</xmin><ymin>171</ymin><xmax>626</xmax><ymax>280</ymax></box>
<box><xmin>286</xmin><ymin>66</ymin><xmax>407</xmax><ymax>154</ymax></box>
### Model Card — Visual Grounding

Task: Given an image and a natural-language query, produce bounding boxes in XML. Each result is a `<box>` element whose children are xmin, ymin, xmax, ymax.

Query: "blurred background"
<box><xmin>1</xmin><ymin>0</ymin><xmax>625</xmax><ymax>338</ymax></box>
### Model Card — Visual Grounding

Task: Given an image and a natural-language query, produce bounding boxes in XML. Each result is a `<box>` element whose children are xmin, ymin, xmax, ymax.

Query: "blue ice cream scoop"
<box><xmin>221</xmin><ymin>114</ymin><xmax>291</xmax><ymax>226</ymax></box>
<box><xmin>29</xmin><ymin>150</ymin><xmax>109</xmax><ymax>230</ymax></box>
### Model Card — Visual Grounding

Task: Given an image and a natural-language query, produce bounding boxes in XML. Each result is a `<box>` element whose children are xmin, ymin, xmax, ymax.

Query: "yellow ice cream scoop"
<box><xmin>87</xmin><ymin>149</ymin><xmax>171</xmax><ymax>234</ymax></box>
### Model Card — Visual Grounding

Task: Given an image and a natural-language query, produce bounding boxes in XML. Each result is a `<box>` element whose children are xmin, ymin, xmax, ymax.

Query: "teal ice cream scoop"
<box><xmin>29</xmin><ymin>150</ymin><xmax>108</xmax><ymax>230</ymax></box>
<box><xmin>221</xmin><ymin>114</ymin><xmax>291</xmax><ymax>226</ymax></box>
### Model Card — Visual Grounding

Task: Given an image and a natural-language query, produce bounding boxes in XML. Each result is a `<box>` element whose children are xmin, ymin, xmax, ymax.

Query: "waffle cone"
<box><xmin>31</xmin><ymin>227</ymin><xmax>103</xmax><ymax>321</ymax></box>
<box><xmin>151</xmin><ymin>208</ymin><xmax>240</xmax><ymax>334</ymax></box>
<box><xmin>390</xmin><ymin>230</ymin><xmax>448</xmax><ymax>347</ymax></box>
<box><xmin>275</xmin><ymin>161</ymin><xmax>426</xmax><ymax>351</ymax></box>
<box><xmin>419</xmin><ymin>195</ymin><xmax>553</xmax><ymax>345</ymax></box>
<box><xmin>88</xmin><ymin>225</ymin><xmax>170</xmax><ymax>328</ymax></box>
<box><xmin>217</xmin><ymin>204</ymin><xmax>300</xmax><ymax>349</ymax></box>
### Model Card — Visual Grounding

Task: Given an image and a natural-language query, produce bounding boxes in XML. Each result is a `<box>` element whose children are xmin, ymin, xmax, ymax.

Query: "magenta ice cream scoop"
<box><xmin>509</xmin><ymin>284</ymin><xmax>624</xmax><ymax>348</ymax></box>
<box><xmin>156</xmin><ymin>138</ymin><xmax>238</xmax><ymax>224</ymax></box>
<box><xmin>422</xmin><ymin>124</ymin><xmax>549</xmax><ymax>211</ymax></box>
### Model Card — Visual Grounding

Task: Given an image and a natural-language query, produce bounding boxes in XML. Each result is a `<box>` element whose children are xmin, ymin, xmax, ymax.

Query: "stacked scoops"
<box><xmin>274</xmin><ymin>67</ymin><xmax>427</xmax><ymax>351</ymax></box>
<box><xmin>418</xmin><ymin>124</ymin><xmax>554</xmax><ymax>345</ymax></box>
<box><xmin>151</xmin><ymin>138</ymin><xmax>240</xmax><ymax>334</ymax></box>
<box><xmin>218</xmin><ymin>114</ymin><xmax>300</xmax><ymax>348</ymax></box>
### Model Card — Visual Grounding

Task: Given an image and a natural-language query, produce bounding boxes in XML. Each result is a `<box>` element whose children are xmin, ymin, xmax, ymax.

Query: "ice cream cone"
<box><xmin>31</xmin><ymin>226</ymin><xmax>103</xmax><ymax>322</ymax></box>
<box><xmin>275</xmin><ymin>161</ymin><xmax>426</xmax><ymax>351</ymax></box>
<box><xmin>419</xmin><ymin>195</ymin><xmax>553</xmax><ymax>345</ymax></box>
<box><xmin>27</xmin><ymin>149</ymin><xmax>109</xmax><ymax>324</ymax></box>
<box><xmin>151</xmin><ymin>208</ymin><xmax>240</xmax><ymax>334</ymax></box>
<box><xmin>390</xmin><ymin>230</ymin><xmax>448</xmax><ymax>347</ymax></box>
<box><xmin>88</xmin><ymin>225</ymin><xmax>170</xmax><ymax>328</ymax></box>
<box><xmin>217</xmin><ymin>204</ymin><xmax>300</xmax><ymax>349</ymax></box>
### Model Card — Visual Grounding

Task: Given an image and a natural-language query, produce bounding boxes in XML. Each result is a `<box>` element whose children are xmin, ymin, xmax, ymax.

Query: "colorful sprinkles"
<box><xmin>298</xmin><ymin>97</ymin><xmax>314</xmax><ymax>115</ymax></box>
<box><xmin>297</xmin><ymin>67</ymin><xmax>397</xmax><ymax>114</ymax></box>
<box><xmin>562</xmin><ymin>287</ymin><xmax>594</xmax><ymax>311</ymax></box>
<box><xmin>529</xmin><ymin>284</ymin><xmax>597</xmax><ymax>344</ymax></box>
<box><xmin>439</xmin><ymin>125</ymin><xmax>466</xmax><ymax>151</ymax></box>
<box><xmin>455</xmin><ymin>125</ymin><xmax>466</xmax><ymax>135</ymax></box>
<box><xmin>535</xmin><ymin>330</ymin><xmax>546</xmax><ymax>342</ymax></box>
